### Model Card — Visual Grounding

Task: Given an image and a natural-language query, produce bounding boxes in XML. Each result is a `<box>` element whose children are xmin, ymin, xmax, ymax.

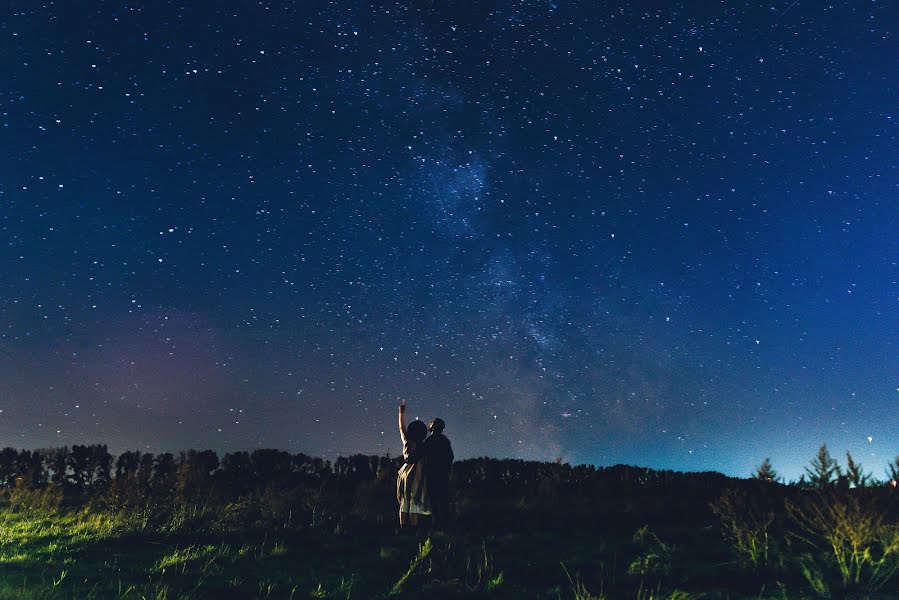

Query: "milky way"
<box><xmin>2</xmin><ymin>1</ymin><xmax>896</xmax><ymax>479</ymax></box>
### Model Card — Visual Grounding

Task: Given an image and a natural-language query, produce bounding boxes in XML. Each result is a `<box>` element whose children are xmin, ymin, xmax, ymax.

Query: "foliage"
<box><xmin>710</xmin><ymin>486</ymin><xmax>775</xmax><ymax>569</ymax></box>
<box><xmin>562</xmin><ymin>562</ymin><xmax>606</xmax><ymax>600</ymax></box>
<box><xmin>8</xmin><ymin>475</ymin><xmax>64</xmax><ymax>513</ymax></box>
<box><xmin>465</xmin><ymin>542</ymin><xmax>505</xmax><ymax>593</ymax></box>
<box><xmin>786</xmin><ymin>488</ymin><xmax>899</xmax><ymax>593</ymax></box>
<box><xmin>389</xmin><ymin>536</ymin><xmax>504</xmax><ymax>596</ymax></box>
<box><xmin>798</xmin><ymin>554</ymin><xmax>830</xmax><ymax>598</ymax></box>
<box><xmin>627</xmin><ymin>526</ymin><xmax>674</xmax><ymax>579</ymax></box>
<box><xmin>390</xmin><ymin>537</ymin><xmax>433</xmax><ymax>595</ymax></box>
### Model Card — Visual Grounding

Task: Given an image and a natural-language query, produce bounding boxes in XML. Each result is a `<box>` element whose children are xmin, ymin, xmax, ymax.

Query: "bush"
<box><xmin>628</xmin><ymin>525</ymin><xmax>674</xmax><ymax>580</ymax></box>
<box><xmin>8</xmin><ymin>476</ymin><xmax>64</xmax><ymax>513</ymax></box>
<box><xmin>786</xmin><ymin>488</ymin><xmax>899</xmax><ymax>594</ymax></box>
<box><xmin>710</xmin><ymin>486</ymin><xmax>776</xmax><ymax>569</ymax></box>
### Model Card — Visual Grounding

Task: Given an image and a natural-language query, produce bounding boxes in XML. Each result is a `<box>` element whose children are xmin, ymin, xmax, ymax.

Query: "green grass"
<box><xmin>0</xmin><ymin>506</ymin><xmax>893</xmax><ymax>599</ymax></box>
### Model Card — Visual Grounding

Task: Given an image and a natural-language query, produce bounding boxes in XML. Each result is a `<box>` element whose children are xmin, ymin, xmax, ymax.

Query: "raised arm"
<box><xmin>398</xmin><ymin>400</ymin><xmax>407</xmax><ymax>446</ymax></box>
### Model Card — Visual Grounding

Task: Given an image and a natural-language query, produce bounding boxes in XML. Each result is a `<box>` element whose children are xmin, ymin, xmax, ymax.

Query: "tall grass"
<box><xmin>786</xmin><ymin>489</ymin><xmax>899</xmax><ymax>593</ymax></box>
<box><xmin>562</xmin><ymin>562</ymin><xmax>606</xmax><ymax>600</ymax></box>
<box><xmin>390</xmin><ymin>537</ymin><xmax>433</xmax><ymax>595</ymax></box>
<box><xmin>710</xmin><ymin>487</ymin><xmax>774</xmax><ymax>569</ymax></box>
<box><xmin>0</xmin><ymin>490</ymin><xmax>895</xmax><ymax>599</ymax></box>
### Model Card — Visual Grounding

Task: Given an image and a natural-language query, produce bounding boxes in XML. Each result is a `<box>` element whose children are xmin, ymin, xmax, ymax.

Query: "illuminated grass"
<box><xmin>0</xmin><ymin>503</ymin><xmax>893</xmax><ymax>598</ymax></box>
<box><xmin>154</xmin><ymin>543</ymin><xmax>230</xmax><ymax>573</ymax></box>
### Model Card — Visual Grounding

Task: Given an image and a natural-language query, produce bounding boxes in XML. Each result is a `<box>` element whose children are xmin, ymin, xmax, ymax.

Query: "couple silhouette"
<box><xmin>396</xmin><ymin>400</ymin><xmax>454</xmax><ymax>529</ymax></box>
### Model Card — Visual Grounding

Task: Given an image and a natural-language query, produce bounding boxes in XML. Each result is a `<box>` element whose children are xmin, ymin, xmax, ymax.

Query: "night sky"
<box><xmin>2</xmin><ymin>1</ymin><xmax>896</xmax><ymax>480</ymax></box>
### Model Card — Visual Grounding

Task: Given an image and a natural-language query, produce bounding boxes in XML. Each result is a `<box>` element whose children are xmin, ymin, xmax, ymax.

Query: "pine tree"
<box><xmin>805</xmin><ymin>443</ymin><xmax>840</xmax><ymax>488</ymax></box>
<box><xmin>845</xmin><ymin>452</ymin><xmax>870</xmax><ymax>488</ymax></box>
<box><xmin>753</xmin><ymin>457</ymin><xmax>779</xmax><ymax>482</ymax></box>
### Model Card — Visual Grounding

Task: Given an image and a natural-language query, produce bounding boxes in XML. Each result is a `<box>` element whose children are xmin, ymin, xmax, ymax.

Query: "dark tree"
<box><xmin>292</xmin><ymin>454</ymin><xmax>330</xmax><ymax>480</ymax></box>
<box><xmin>220</xmin><ymin>451</ymin><xmax>254</xmax><ymax>496</ymax></box>
<box><xmin>17</xmin><ymin>450</ymin><xmax>45</xmax><ymax>487</ymax></box>
<box><xmin>68</xmin><ymin>445</ymin><xmax>91</xmax><ymax>490</ymax></box>
<box><xmin>805</xmin><ymin>443</ymin><xmax>840</xmax><ymax>489</ymax></box>
<box><xmin>88</xmin><ymin>444</ymin><xmax>112</xmax><ymax>491</ymax></box>
<box><xmin>152</xmin><ymin>452</ymin><xmax>177</xmax><ymax>500</ymax></box>
<box><xmin>115</xmin><ymin>451</ymin><xmax>142</xmax><ymax>482</ymax></box>
<box><xmin>0</xmin><ymin>447</ymin><xmax>18</xmax><ymax>486</ymax></box>
<box><xmin>844</xmin><ymin>452</ymin><xmax>870</xmax><ymax>488</ymax></box>
<box><xmin>250</xmin><ymin>449</ymin><xmax>293</xmax><ymax>483</ymax></box>
<box><xmin>43</xmin><ymin>447</ymin><xmax>70</xmax><ymax>485</ymax></box>
<box><xmin>137</xmin><ymin>453</ymin><xmax>155</xmax><ymax>492</ymax></box>
<box><xmin>753</xmin><ymin>458</ymin><xmax>779</xmax><ymax>483</ymax></box>
<box><xmin>175</xmin><ymin>450</ymin><xmax>219</xmax><ymax>500</ymax></box>
<box><xmin>66</xmin><ymin>444</ymin><xmax>112</xmax><ymax>492</ymax></box>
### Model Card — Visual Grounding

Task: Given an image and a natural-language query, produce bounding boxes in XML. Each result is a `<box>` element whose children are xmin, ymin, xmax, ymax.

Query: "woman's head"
<box><xmin>406</xmin><ymin>419</ymin><xmax>428</xmax><ymax>443</ymax></box>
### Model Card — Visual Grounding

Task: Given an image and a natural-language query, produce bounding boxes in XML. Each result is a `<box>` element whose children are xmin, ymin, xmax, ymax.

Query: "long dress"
<box><xmin>397</xmin><ymin>440</ymin><xmax>431</xmax><ymax>516</ymax></box>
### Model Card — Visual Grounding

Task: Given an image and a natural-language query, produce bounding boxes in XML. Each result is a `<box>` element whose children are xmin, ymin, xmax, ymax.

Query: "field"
<box><xmin>0</xmin><ymin>447</ymin><xmax>896</xmax><ymax>598</ymax></box>
<box><xmin>0</xmin><ymin>506</ymin><xmax>765</xmax><ymax>599</ymax></box>
<box><xmin>0</xmin><ymin>506</ymin><xmax>895</xmax><ymax>599</ymax></box>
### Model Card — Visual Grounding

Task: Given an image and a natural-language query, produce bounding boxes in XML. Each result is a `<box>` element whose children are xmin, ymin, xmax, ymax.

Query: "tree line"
<box><xmin>0</xmin><ymin>443</ymin><xmax>896</xmax><ymax>533</ymax></box>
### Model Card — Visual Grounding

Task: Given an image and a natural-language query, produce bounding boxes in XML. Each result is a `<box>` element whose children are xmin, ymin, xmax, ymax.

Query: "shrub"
<box><xmin>786</xmin><ymin>488</ymin><xmax>898</xmax><ymax>593</ymax></box>
<box><xmin>628</xmin><ymin>526</ymin><xmax>674</xmax><ymax>580</ymax></box>
<box><xmin>8</xmin><ymin>476</ymin><xmax>63</xmax><ymax>513</ymax></box>
<box><xmin>710</xmin><ymin>486</ymin><xmax>775</xmax><ymax>569</ymax></box>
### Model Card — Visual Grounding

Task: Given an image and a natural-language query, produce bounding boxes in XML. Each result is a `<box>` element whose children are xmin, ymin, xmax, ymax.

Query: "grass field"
<box><xmin>0</xmin><ymin>505</ymin><xmax>775</xmax><ymax>599</ymax></box>
<box><xmin>5</xmin><ymin>503</ymin><xmax>884</xmax><ymax>600</ymax></box>
<box><xmin>0</xmin><ymin>480</ymin><xmax>896</xmax><ymax>599</ymax></box>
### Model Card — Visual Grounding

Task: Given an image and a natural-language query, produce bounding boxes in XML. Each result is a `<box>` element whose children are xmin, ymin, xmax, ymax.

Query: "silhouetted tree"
<box><xmin>115</xmin><ymin>451</ymin><xmax>142</xmax><ymax>482</ymax></box>
<box><xmin>250</xmin><ymin>449</ymin><xmax>293</xmax><ymax>483</ymax></box>
<box><xmin>65</xmin><ymin>444</ymin><xmax>112</xmax><ymax>492</ymax></box>
<box><xmin>104</xmin><ymin>450</ymin><xmax>143</xmax><ymax>506</ymax></box>
<box><xmin>0</xmin><ymin>447</ymin><xmax>19</xmax><ymax>486</ymax></box>
<box><xmin>175</xmin><ymin>450</ymin><xmax>218</xmax><ymax>501</ymax></box>
<box><xmin>153</xmin><ymin>453</ymin><xmax>177</xmax><ymax>499</ymax></box>
<box><xmin>844</xmin><ymin>452</ymin><xmax>871</xmax><ymax>488</ymax></box>
<box><xmin>68</xmin><ymin>445</ymin><xmax>91</xmax><ymax>490</ymax></box>
<box><xmin>42</xmin><ymin>447</ymin><xmax>70</xmax><ymax>485</ymax></box>
<box><xmin>753</xmin><ymin>458</ymin><xmax>779</xmax><ymax>482</ymax></box>
<box><xmin>805</xmin><ymin>443</ymin><xmax>840</xmax><ymax>489</ymax></box>
<box><xmin>17</xmin><ymin>450</ymin><xmax>45</xmax><ymax>487</ymax></box>
<box><xmin>220</xmin><ymin>451</ymin><xmax>254</xmax><ymax>496</ymax></box>
<box><xmin>89</xmin><ymin>444</ymin><xmax>112</xmax><ymax>491</ymax></box>
<box><xmin>137</xmin><ymin>453</ymin><xmax>155</xmax><ymax>492</ymax></box>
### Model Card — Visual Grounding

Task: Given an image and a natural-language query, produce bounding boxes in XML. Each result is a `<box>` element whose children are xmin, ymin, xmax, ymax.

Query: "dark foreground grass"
<box><xmin>0</xmin><ymin>507</ymin><xmax>892</xmax><ymax>599</ymax></box>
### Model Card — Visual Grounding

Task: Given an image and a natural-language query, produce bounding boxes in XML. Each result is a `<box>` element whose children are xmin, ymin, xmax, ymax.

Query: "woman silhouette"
<box><xmin>396</xmin><ymin>400</ymin><xmax>431</xmax><ymax>527</ymax></box>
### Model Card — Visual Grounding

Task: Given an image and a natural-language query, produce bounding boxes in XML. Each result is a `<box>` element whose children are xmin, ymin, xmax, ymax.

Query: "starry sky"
<box><xmin>2</xmin><ymin>1</ymin><xmax>896</xmax><ymax>480</ymax></box>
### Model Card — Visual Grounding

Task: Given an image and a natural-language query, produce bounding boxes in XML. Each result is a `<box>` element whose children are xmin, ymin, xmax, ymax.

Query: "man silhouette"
<box><xmin>422</xmin><ymin>417</ymin><xmax>453</xmax><ymax>529</ymax></box>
